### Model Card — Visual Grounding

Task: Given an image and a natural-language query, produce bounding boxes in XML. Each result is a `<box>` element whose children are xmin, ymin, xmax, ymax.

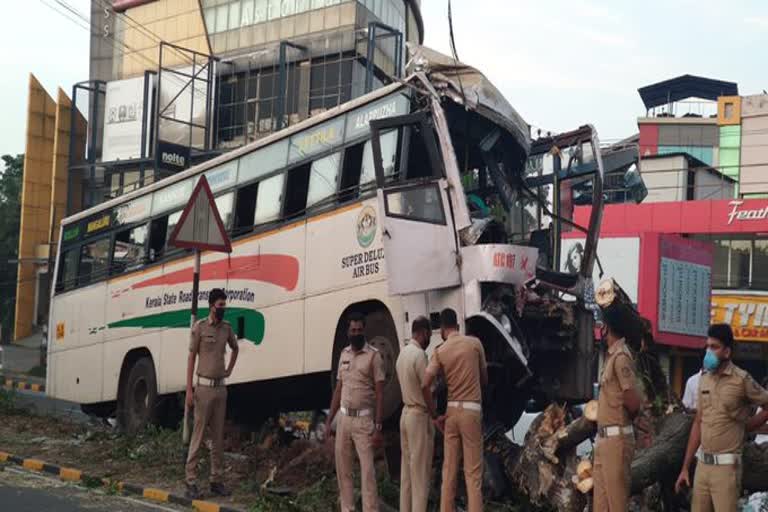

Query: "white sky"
<box><xmin>2</xmin><ymin>0</ymin><xmax>767</xmax><ymax>155</ymax></box>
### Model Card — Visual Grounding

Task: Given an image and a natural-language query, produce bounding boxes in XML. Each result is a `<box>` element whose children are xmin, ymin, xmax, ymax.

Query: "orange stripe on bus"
<box><xmin>106</xmin><ymin>201</ymin><xmax>363</xmax><ymax>285</ymax></box>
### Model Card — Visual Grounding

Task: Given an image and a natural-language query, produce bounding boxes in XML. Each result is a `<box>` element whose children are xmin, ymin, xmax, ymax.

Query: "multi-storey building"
<box><xmin>14</xmin><ymin>0</ymin><xmax>423</xmax><ymax>339</ymax></box>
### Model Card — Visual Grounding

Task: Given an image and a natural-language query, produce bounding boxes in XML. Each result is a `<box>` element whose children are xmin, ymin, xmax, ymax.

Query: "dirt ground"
<box><xmin>0</xmin><ymin>389</ymin><xmax>526</xmax><ymax>511</ymax></box>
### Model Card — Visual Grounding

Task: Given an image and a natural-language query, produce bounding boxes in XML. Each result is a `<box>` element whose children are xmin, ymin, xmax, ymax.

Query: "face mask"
<box><xmin>703</xmin><ymin>349</ymin><xmax>720</xmax><ymax>372</ymax></box>
<box><xmin>349</xmin><ymin>334</ymin><xmax>365</xmax><ymax>350</ymax></box>
<box><xmin>214</xmin><ymin>307</ymin><xmax>225</xmax><ymax>322</ymax></box>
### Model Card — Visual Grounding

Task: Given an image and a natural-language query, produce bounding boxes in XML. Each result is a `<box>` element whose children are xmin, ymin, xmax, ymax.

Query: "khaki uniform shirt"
<box><xmin>427</xmin><ymin>332</ymin><xmax>487</xmax><ymax>403</ymax></box>
<box><xmin>189</xmin><ymin>318</ymin><xmax>238</xmax><ymax>379</ymax></box>
<box><xmin>698</xmin><ymin>361</ymin><xmax>768</xmax><ymax>454</ymax></box>
<box><xmin>396</xmin><ymin>342</ymin><xmax>429</xmax><ymax>410</ymax></box>
<box><xmin>337</xmin><ymin>343</ymin><xmax>386</xmax><ymax>410</ymax></box>
<box><xmin>597</xmin><ymin>338</ymin><xmax>637</xmax><ymax>427</ymax></box>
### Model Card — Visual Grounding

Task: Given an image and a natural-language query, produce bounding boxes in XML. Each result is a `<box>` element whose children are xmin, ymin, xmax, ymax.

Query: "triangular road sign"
<box><xmin>168</xmin><ymin>175</ymin><xmax>232</xmax><ymax>253</ymax></box>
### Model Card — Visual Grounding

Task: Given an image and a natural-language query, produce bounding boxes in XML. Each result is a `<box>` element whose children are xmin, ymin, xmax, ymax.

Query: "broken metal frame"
<box><xmin>522</xmin><ymin>128</ymin><xmax>606</xmax><ymax>280</ymax></box>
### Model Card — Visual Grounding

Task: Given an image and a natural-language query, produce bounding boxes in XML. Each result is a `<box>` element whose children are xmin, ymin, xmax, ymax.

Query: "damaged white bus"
<box><xmin>48</xmin><ymin>46</ymin><xmax>608</xmax><ymax>432</ymax></box>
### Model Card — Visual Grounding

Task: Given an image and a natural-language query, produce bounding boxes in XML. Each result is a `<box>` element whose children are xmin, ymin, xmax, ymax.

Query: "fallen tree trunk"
<box><xmin>743</xmin><ymin>441</ymin><xmax>768</xmax><ymax>492</ymax></box>
<box><xmin>630</xmin><ymin>412</ymin><xmax>693</xmax><ymax>494</ymax></box>
<box><xmin>499</xmin><ymin>406</ymin><xmax>768</xmax><ymax>511</ymax></box>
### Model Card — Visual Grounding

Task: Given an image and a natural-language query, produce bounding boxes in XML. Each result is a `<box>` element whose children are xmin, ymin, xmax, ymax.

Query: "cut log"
<box><xmin>555</xmin><ymin>415</ymin><xmax>596</xmax><ymax>453</ymax></box>
<box><xmin>510</xmin><ymin>405</ymin><xmax>587</xmax><ymax>512</ymax></box>
<box><xmin>576</xmin><ymin>477</ymin><xmax>593</xmax><ymax>494</ymax></box>
<box><xmin>584</xmin><ymin>400</ymin><xmax>598</xmax><ymax>422</ymax></box>
<box><xmin>576</xmin><ymin>459</ymin><xmax>592</xmax><ymax>481</ymax></box>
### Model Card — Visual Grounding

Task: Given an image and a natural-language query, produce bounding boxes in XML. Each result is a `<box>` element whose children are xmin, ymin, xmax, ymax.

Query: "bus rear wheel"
<box><xmin>117</xmin><ymin>357</ymin><xmax>158</xmax><ymax>434</ymax></box>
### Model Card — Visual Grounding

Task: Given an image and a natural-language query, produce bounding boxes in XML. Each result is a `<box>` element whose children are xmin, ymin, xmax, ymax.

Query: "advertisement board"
<box><xmin>102</xmin><ymin>76</ymin><xmax>153</xmax><ymax>161</ymax></box>
<box><xmin>711</xmin><ymin>293</ymin><xmax>768</xmax><ymax>343</ymax></box>
<box><xmin>561</xmin><ymin>237</ymin><xmax>640</xmax><ymax>303</ymax></box>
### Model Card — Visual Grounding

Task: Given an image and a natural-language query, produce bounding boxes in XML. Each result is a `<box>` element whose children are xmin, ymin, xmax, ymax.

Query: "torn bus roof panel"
<box><xmin>408</xmin><ymin>44</ymin><xmax>531</xmax><ymax>157</ymax></box>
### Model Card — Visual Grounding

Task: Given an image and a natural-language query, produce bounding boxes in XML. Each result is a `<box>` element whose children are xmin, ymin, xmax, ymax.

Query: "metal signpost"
<box><xmin>168</xmin><ymin>175</ymin><xmax>232</xmax><ymax>443</ymax></box>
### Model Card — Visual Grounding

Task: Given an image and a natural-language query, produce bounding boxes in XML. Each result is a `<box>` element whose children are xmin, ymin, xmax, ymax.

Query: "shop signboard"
<box><xmin>711</xmin><ymin>293</ymin><xmax>768</xmax><ymax>343</ymax></box>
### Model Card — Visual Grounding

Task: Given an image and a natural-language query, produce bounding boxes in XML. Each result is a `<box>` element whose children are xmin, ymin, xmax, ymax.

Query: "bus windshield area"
<box><xmin>399</xmin><ymin>48</ymin><xmax>609</xmax><ymax>406</ymax></box>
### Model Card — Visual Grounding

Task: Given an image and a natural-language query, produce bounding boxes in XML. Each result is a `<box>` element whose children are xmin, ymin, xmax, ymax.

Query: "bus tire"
<box><xmin>117</xmin><ymin>356</ymin><xmax>158</xmax><ymax>433</ymax></box>
<box><xmin>364</xmin><ymin>309</ymin><xmax>401</xmax><ymax>421</ymax></box>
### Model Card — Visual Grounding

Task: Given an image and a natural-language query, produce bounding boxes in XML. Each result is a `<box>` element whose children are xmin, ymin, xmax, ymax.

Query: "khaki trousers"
<box><xmin>692</xmin><ymin>462</ymin><xmax>742</xmax><ymax>512</ymax></box>
<box><xmin>593</xmin><ymin>435</ymin><xmax>634</xmax><ymax>512</ymax></box>
<box><xmin>440</xmin><ymin>406</ymin><xmax>483</xmax><ymax>512</ymax></box>
<box><xmin>335</xmin><ymin>414</ymin><xmax>379</xmax><ymax>512</ymax></box>
<box><xmin>400</xmin><ymin>407</ymin><xmax>435</xmax><ymax>512</ymax></box>
<box><xmin>185</xmin><ymin>385</ymin><xmax>227</xmax><ymax>485</ymax></box>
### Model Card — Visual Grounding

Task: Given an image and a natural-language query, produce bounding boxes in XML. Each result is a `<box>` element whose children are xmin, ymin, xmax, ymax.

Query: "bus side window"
<box><xmin>163</xmin><ymin>210</ymin><xmax>185</xmax><ymax>257</ymax></box>
<box><xmin>254</xmin><ymin>173</ymin><xmax>284</xmax><ymax>225</ymax></box>
<box><xmin>112</xmin><ymin>224</ymin><xmax>149</xmax><ymax>275</ymax></box>
<box><xmin>148</xmin><ymin>215</ymin><xmax>169</xmax><ymax>263</ymax></box>
<box><xmin>362</xmin><ymin>130</ymin><xmax>399</xmax><ymax>185</ymax></box>
<box><xmin>234</xmin><ymin>182</ymin><xmax>259</xmax><ymax>236</ymax></box>
<box><xmin>79</xmin><ymin>238</ymin><xmax>110</xmax><ymax>286</ymax></box>
<box><xmin>340</xmin><ymin>143</ymin><xmax>364</xmax><ymax>202</ymax></box>
<box><xmin>307</xmin><ymin>152</ymin><xmax>341</xmax><ymax>210</ymax></box>
<box><xmin>404</xmin><ymin>126</ymin><xmax>436</xmax><ymax>180</ymax></box>
<box><xmin>214</xmin><ymin>192</ymin><xmax>235</xmax><ymax>230</ymax></box>
<box><xmin>56</xmin><ymin>249</ymin><xmax>78</xmax><ymax>292</ymax></box>
<box><xmin>284</xmin><ymin>163</ymin><xmax>311</xmax><ymax>218</ymax></box>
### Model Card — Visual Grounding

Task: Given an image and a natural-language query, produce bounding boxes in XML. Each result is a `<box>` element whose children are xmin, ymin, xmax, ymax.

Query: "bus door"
<box><xmin>370</xmin><ymin>113</ymin><xmax>461</xmax><ymax>295</ymax></box>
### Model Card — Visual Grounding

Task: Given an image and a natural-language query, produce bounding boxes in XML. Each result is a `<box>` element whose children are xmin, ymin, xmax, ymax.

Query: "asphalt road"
<box><xmin>0</xmin><ymin>466</ymin><xmax>184</xmax><ymax>512</ymax></box>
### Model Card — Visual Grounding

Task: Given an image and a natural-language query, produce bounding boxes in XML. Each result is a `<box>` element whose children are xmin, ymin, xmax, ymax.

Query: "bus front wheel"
<box><xmin>117</xmin><ymin>356</ymin><xmax>158</xmax><ymax>433</ymax></box>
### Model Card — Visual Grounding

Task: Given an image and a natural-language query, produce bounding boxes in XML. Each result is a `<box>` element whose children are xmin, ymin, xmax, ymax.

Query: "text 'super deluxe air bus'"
<box><xmin>48</xmin><ymin>46</ymin><xmax>607</xmax><ymax>432</ymax></box>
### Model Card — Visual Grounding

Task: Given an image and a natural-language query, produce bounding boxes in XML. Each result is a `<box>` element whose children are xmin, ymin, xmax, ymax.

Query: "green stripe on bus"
<box><xmin>107</xmin><ymin>308</ymin><xmax>265</xmax><ymax>345</ymax></box>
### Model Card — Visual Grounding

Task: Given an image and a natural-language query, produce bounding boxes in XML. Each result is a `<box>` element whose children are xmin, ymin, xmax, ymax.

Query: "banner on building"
<box><xmin>102</xmin><ymin>76</ymin><xmax>153</xmax><ymax>162</ymax></box>
<box><xmin>711</xmin><ymin>293</ymin><xmax>768</xmax><ymax>343</ymax></box>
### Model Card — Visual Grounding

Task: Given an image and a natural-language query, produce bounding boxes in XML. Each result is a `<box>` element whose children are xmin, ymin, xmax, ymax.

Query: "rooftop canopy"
<box><xmin>638</xmin><ymin>74</ymin><xmax>738</xmax><ymax>109</ymax></box>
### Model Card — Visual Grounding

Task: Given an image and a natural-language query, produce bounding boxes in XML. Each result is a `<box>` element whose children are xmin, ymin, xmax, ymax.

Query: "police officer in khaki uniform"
<box><xmin>422</xmin><ymin>308</ymin><xmax>487</xmax><ymax>512</ymax></box>
<box><xmin>185</xmin><ymin>288</ymin><xmax>239</xmax><ymax>499</ymax></box>
<box><xmin>593</xmin><ymin>304</ymin><xmax>642</xmax><ymax>512</ymax></box>
<box><xmin>325</xmin><ymin>312</ymin><xmax>386</xmax><ymax>512</ymax></box>
<box><xmin>396</xmin><ymin>316</ymin><xmax>434</xmax><ymax>512</ymax></box>
<box><xmin>676</xmin><ymin>324</ymin><xmax>768</xmax><ymax>511</ymax></box>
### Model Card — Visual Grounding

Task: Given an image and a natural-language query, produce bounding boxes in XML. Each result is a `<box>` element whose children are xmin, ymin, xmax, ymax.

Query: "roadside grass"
<box><xmin>248</xmin><ymin>475</ymin><xmax>338</xmax><ymax>512</ymax></box>
<box><xmin>108</xmin><ymin>425</ymin><xmax>186</xmax><ymax>481</ymax></box>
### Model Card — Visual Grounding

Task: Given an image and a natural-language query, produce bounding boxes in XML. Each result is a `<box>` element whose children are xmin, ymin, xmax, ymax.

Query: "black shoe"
<box><xmin>210</xmin><ymin>482</ymin><xmax>231</xmax><ymax>497</ymax></box>
<box><xmin>185</xmin><ymin>483</ymin><xmax>200</xmax><ymax>500</ymax></box>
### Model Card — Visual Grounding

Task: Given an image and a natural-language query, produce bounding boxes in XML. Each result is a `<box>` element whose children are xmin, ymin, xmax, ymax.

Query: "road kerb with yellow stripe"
<box><xmin>0</xmin><ymin>450</ymin><xmax>243</xmax><ymax>512</ymax></box>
